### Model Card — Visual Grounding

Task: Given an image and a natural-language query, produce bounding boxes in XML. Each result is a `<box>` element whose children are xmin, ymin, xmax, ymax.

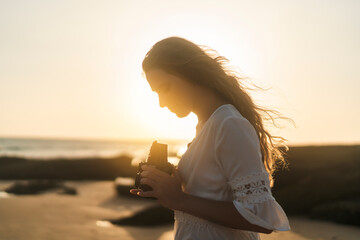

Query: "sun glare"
<box><xmin>121</xmin><ymin>6</ymin><xmax>264</xmax><ymax>141</ymax></box>
<box><xmin>129</xmin><ymin>71</ymin><xmax>198</xmax><ymax>140</ymax></box>
<box><xmin>176</xmin><ymin>146</ymin><xmax>188</xmax><ymax>158</ymax></box>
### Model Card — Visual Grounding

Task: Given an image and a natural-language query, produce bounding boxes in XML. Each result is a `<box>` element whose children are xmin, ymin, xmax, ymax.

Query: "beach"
<box><xmin>0</xmin><ymin>180</ymin><xmax>173</xmax><ymax>240</ymax></box>
<box><xmin>1</xmin><ymin>180</ymin><xmax>359</xmax><ymax>240</ymax></box>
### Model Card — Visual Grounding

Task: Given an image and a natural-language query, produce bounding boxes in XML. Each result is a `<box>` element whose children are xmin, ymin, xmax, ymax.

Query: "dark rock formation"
<box><xmin>0</xmin><ymin>155</ymin><xmax>136</xmax><ymax>180</ymax></box>
<box><xmin>113</xmin><ymin>177</ymin><xmax>137</xmax><ymax>198</ymax></box>
<box><xmin>57</xmin><ymin>185</ymin><xmax>77</xmax><ymax>195</ymax></box>
<box><xmin>4</xmin><ymin>179</ymin><xmax>63</xmax><ymax>195</ymax></box>
<box><xmin>4</xmin><ymin>179</ymin><xmax>78</xmax><ymax>195</ymax></box>
<box><xmin>108</xmin><ymin>205</ymin><xmax>174</xmax><ymax>226</ymax></box>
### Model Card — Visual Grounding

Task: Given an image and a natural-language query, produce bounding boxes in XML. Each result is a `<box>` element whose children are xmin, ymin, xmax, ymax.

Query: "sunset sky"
<box><xmin>1</xmin><ymin>0</ymin><xmax>359</xmax><ymax>145</ymax></box>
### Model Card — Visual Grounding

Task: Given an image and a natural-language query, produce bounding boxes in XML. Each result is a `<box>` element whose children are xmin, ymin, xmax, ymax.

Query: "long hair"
<box><xmin>142</xmin><ymin>36</ymin><xmax>293</xmax><ymax>187</ymax></box>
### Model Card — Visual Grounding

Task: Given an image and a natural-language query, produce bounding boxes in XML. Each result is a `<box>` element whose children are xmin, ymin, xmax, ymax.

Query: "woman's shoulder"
<box><xmin>212</xmin><ymin>104</ymin><xmax>248</xmax><ymax>127</ymax></box>
<box><xmin>212</xmin><ymin>104</ymin><xmax>258</xmax><ymax>141</ymax></box>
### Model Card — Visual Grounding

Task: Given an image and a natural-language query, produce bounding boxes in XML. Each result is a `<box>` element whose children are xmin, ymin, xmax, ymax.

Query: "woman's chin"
<box><xmin>167</xmin><ymin>107</ymin><xmax>190</xmax><ymax>118</ymax></box>
<box><xmin>174</xmin><ymin>111</ymin><xmax>190</xmax><ymax>118</ymax></box>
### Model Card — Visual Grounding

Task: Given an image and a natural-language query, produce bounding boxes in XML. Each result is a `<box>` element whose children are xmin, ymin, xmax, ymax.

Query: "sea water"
<box><xmin>0</xmin><ymin>137</ymin><xmax>188</xmax><ymax>164</ymax></box>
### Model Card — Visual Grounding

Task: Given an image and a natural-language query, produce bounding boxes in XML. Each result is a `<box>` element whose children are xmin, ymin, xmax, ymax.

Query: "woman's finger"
<box><xmin>130</xmin><ymin>189</ymin><xmax>155</xmax><ymax>198</ymax></box>
<box><xmin>129</xmin><ymin>189</ymin><xmax>141</xmax><ymax>195</ymax></box>
<box><xmin>138</xmin><ymin>190</ymin><xmax>156</xmax><ymax>198</ymax></box>
<box><xmin>142</xmin><ymin>165</ymin><xmax>170</xmax><ymax>179</ymax></box>
<box><xmin>140</xmin><ymin>177</ymin><xmax>157</xmax><ymax>188</ymax></box>
<box><xmin>172</xmin><ymin>168</ymin><xmax>182</xmax><ymax>182</ymax></box>
<box><xmin>141</xmin><ymin>170</ymin><xmax>161</xmax><ymax>182</ymax></box>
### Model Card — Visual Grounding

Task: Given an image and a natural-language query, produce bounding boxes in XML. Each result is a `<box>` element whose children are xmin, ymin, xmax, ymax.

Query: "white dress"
<box><xmin>174</xmin><ymin>104</ymin><xmax>290</xmax><ymax>240</ymax></box>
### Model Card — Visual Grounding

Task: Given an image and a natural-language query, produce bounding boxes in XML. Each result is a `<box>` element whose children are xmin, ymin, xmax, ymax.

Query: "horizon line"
<box><xmin>1</xmin><ymin>134</ymin><xmax>359</xmax><ymax>147</ymax></box>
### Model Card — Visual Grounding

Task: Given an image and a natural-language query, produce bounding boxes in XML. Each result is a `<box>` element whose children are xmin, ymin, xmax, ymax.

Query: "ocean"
<box><xmin>0</xmin><ymin>138</ymin><xmax>188</xmax><ymax>164</ymax></box>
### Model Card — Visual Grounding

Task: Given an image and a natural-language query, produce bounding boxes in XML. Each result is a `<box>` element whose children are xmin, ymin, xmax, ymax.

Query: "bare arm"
<box><xmin>177</xmin><ymin>192</ymin><xmax>272</xmax><ymax>234</ymax></box>
<box><xmin>130</xmin><ymin>165</ymin><xmax>272</xmax><ymax>234</ymax></box>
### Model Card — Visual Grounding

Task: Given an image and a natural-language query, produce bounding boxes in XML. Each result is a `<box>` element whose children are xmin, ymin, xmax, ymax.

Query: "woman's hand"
<box><xmin>130</xmin><ymin>165</ymin><xmax>273</xmax><ymax>233</ymax></box>
<box><xmin>130</xmin><ymin>165</ymin><xmax>185</xmax><ymax>210</ymax></box>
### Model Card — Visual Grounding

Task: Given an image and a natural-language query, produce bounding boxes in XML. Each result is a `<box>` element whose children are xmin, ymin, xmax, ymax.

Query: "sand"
<box><xmin>0</xmin><ymin>180</ymin><xmax>359</xmax><ymax>240</ymax></box>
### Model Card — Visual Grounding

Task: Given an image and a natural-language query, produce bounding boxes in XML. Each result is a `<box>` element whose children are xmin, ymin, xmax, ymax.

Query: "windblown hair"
<box><xmin>142</xmin><ymin>36</ymin><xmax>293</xmax><ymax>187</ymax></box>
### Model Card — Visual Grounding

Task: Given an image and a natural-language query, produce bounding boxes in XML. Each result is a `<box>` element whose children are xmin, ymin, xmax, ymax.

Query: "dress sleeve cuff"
<box><xmin>233</xmin><ymin>199</ymin><xmax>291</xmax><ymax>231</ymax></box>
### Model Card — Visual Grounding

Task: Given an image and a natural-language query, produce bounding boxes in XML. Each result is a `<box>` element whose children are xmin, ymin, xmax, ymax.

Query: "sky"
<box><xmin>1</xmin><ymin>0</ymin><xmax>359</xmax><ymax>145</ymax></box>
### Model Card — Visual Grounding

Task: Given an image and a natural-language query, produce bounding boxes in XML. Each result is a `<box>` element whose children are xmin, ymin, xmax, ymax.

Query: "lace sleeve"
<box><xmin>228</xmin><ymin>171</ymin><xmax>290</xmax><ymax>231</ymax></box>
<box><xmin>229</xmin><ymin>172</ymin><xmax>274</xmax><ymax>204</ymax></box>
<box><xmin>215</xmin><ymin>116</ymin><xmax>290</xmax><ymax>231</ymax></box>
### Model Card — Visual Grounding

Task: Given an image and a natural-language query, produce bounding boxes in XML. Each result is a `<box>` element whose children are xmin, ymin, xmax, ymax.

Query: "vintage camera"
<box><xmin>135</xmin><ymin>141</ymin><xmax>174</xmax><ymax>193</ymax></box>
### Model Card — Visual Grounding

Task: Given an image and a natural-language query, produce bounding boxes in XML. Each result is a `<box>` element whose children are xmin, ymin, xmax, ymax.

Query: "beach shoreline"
<box><xmin>1</xmin><ymin>180</ymin><xmax>359</xmax><ymax>240</ymax></box>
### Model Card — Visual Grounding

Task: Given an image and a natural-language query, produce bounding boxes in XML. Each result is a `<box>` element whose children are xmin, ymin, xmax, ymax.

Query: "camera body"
<box><xmin>135</xmin><ymin>141</ymin><xmax>173</xmax><ymax>193</ymax></box>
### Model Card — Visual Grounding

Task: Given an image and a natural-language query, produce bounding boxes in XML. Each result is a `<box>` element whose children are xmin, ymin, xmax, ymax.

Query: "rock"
<box><xmin>114</xmin><ymin>177</ymin><xmax>136</xmax><ymax>197</ymax></box>
<box><xmin>57</xmin><ymin>185</ymin><xmax>77</xmax><ymax>195</ymax></box>
<box><xmin>4</xmin><ymin>179</ymin><xmax>63</xmax><ymax>195</ymax></box>
<box><xmin>108</xmin><ymin>205</ymin><xmax>174</xmax><ymax>226</ymax></box>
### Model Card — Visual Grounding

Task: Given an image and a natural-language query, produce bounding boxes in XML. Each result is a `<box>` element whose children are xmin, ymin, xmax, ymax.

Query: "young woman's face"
<box><xmin>145</xmin><ymin>69</ymin><xmax>196</xmax><ymax>118</ymax></box>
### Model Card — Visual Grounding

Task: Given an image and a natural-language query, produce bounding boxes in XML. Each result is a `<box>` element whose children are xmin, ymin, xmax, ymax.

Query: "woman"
<box><xmin>130</xmin><ymin>36</ymin><xmax>291</xmax><ymax>239</ymax></box>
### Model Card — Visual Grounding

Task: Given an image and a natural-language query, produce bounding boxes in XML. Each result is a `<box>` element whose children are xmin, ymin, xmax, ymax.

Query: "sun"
<box><xmin>123</xmin><ymin>10</ymin><xmax>259</xmax><ymax>141</ymax></box>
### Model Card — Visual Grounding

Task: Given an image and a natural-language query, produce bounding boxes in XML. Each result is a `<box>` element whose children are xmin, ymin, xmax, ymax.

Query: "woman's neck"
<box><xmin>193</xmin><ymin>88</ymin><xmax>229</xmax><ymax>126</ymax></box>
